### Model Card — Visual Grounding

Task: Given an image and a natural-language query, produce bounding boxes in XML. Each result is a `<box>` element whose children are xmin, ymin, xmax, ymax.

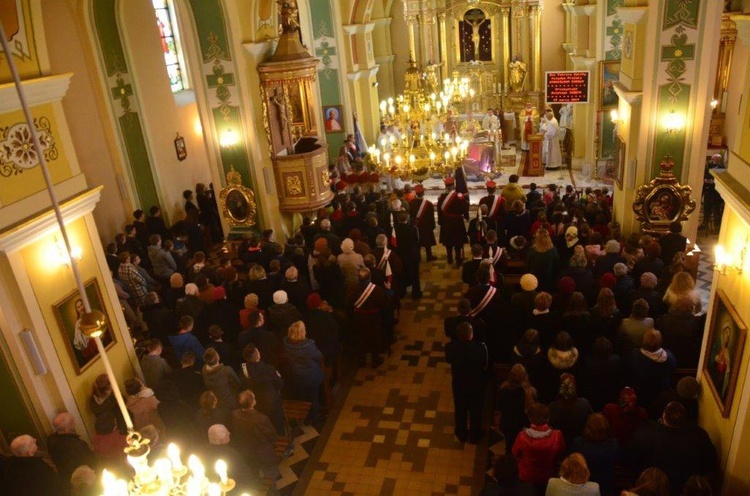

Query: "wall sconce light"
<box><xmin>714</xmin><ymin>242</ymin><xmax>747</xmax><ymax>276</ymax></box>
<box><xmin>610</xmin><ymin>109</ymin><xmax>620</xmax><ymax>125</ymax></box>
<box><xmin>663</xmin><ymin>110</ymin><xmax>684</xmax><ymax>134</ymax></box>
<box><xmin>710</xmin><ymin>99</ymin><xmax>718</xmax><ymax>110</ymax></box>
<box><xmin>51</xmin><ymin>235</ymin><xmax>82</xmax><ymax>267</ymax></box>
<box><xmin>219</xmin><ymin>129</ymin><xmax>239</xmax><ymax>148</ymax></box>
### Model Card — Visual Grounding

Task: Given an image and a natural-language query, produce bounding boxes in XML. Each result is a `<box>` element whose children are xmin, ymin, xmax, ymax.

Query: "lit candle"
<box><xmin>207</xmin><ymin>483</ymin><xmax>221</xmax><ymax>496</ymax></box>
<box><xmin>380</xmin><ymin>101</ymin><xmax>387</xmax><ymax>112</ymax></box>
<box><xmin>154</xmin><ymin>459</ymin><xmax>173</xmax><ymax>486</ymax></box>
<box><xmin>215</xmin><ymin>460</ymin><xmax>228</xmax><ymax>484</ymax></box>
<box><xmin>167</xmin><ymin>443</ymin><xmax>183</xmax><ymax>470</ymax></box>
<box><xmin>188</xmin><ymin>455</ymin><xmax>204</xmax><ymax>481</ymax></box>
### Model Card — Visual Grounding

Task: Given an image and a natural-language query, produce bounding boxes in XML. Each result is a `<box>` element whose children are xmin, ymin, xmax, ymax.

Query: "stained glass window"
<box><xmin>153</xmin><ymin>0</ymin><xmax>187</xmax><ymax>92</ymax></box>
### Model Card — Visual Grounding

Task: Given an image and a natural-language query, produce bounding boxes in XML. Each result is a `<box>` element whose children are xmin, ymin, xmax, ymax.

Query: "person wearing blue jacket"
<box><xmin>169</xmin><ymin>315</ymin><xmax>206</xmax><ymax>367</ymax></box>
<box><xmin>283</xmin><ymin>320</ymin><xmax>325</xmax><ymax>423</ymax></box>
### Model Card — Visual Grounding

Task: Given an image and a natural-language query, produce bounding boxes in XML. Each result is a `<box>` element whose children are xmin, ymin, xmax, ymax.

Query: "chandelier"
<box><xmin>368</xmin><ymin>61</ymin><xmax>476</xmax><ymax>180</ymax></box>
<box><xmin>101</xmin><ymin>433</ymin><xmax>238</xmax><ymax>496</ymax></box>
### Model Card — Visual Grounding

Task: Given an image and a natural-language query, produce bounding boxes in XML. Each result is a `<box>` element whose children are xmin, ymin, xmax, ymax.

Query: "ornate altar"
<box><xmin>396</xmin><ymin>1</ymin><xmax>546</xmax><ymax>129</ymax></box>
<box><xmin>632</xmin><ymin>156</ymin><xmax>696</xmax><ymax>236</ymax></box>
<box><xmin>219</xmin><ymin>166</ymin><xmax>257</xmax><ymax>229</ymax></box>
<box><xmin>258</xmin><ymin>0</ymin><xmax>333</xmax><ymax>213</ymax></box>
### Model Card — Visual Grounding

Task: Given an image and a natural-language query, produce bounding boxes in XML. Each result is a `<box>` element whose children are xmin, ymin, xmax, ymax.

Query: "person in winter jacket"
<box><xmin>284</xmin><ymin>320</ymin><xmax>325</xmax><ymax>422</ymax></box>
<box><xmin>202</xmin><ymin>348</ymin><xmax>240</xmax><ymax>410</ymax></box>
<box><xmin>238</xmin><ymin>343</ymin><xmax>285</xmax><ymax>435</ymax></box>
<box><xmin>511</xmin><ymin>402</ymin><xmax>565</xmax><ymax>492</ymax></box>
<box><xmin>169</xmin><ymin>315</ymin><xmax>206</xmax><ymax>366</ymax></box>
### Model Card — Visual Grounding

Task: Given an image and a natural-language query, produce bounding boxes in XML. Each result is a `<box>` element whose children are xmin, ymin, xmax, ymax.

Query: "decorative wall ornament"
<box><xmin>285</xmin><ymin>172</ymin><xmax>304</xmax><ymax>196</ymax></box>
<box><xmin>604</xmin><ymin>0</ymin><xmax>624</xmax><ymax>60</ymax></box>
<box><xmin>632</xmin><ymin>155</ymin><xmax>696</xmax><ymax>236</ymax></box>
<box><xmin>0</xmin><ymin>118</ymin><xmax>57</xmax><ymax>176</ymax></box>
<box><xmin>205</xmin><ymin>32</ymin><xmax>237</xmax><ymax>122</ymax></box>
<box><xmin>219</xmin><ymin>166</ymin><xmax>257</xmax><ymax>227</ymax></box>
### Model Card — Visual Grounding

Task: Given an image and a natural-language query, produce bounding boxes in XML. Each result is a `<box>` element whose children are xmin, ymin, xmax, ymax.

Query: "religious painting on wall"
<box><xmin>599</xmin><ymin>61</ymin><xmax>620</xmax><ymax>110</ymax></box>
<box><xmin>323</xmin><ymin>105</ymin><xmax>343</xmax><ymax>133</ymax></box>
<box><xmin>174</xmin><ymin>133</ymin><xmax>187</xmax><ymax>161</ymax></box>
<box><xmin>704</xmin><ymin>289</ymin><xmax>747</xmax><ymax>418</ymax></box>
<box><xmin>53</xmin><ymin>279</ymin><xmax>115</xmax><ymax>374</ymax></box>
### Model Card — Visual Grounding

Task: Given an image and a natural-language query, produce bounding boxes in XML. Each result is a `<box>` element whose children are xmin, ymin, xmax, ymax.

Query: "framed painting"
<box><xmin>53</xmin><ymin>278</ymin><xmax>115</xmax><ymax>375</ymax></box>
<box><xmin>599</xmin><ymin>61</ymin><xmax>620</xmax><ymax>110</ymax></box>
<box><xmin>323</xmin><ymin>105</ymin><xmax>343</xmax><ymax>133</ymax></box>
<box><xmin>174</xmin><ymin>133</ymin><xmax>187</xmax><ymax>161</ymax></box>
<box><xmin>703</xmin><ymin>289</ymin><xmax>747</xmax><ymax>418</ymax></box>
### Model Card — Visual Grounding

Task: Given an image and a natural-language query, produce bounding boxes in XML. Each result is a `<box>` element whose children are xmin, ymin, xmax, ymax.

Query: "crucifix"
<box><xmin>464</xmin><ymin>9</ymin><xmax>488</xmax><ymax>62</ymax></box>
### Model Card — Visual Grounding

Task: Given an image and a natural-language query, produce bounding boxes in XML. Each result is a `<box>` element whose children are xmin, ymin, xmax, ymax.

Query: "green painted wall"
<box><xmin>311</xmin><ymin>0</ymin><xmax>344</xmax><ymax>162</ymax></box>
<box><xmin>650</xmin><ymin>0</ymin><xmax>701</xmax><ymax>179</ymax></box>
<box><xmin>92</xmin><ymin>0</ymin><xmax>160</xmax><ymax>210</ymax></box>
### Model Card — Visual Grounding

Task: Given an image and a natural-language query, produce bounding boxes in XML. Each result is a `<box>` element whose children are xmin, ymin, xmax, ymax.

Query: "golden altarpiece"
<box><xmin>257</xmin><ymin>1</ymin><xmax>333</xmax><ymax>213</ymax></box>
<box><xmin>402</xmin><ymin>0</ymin><xmax>546</xmax><ymax>121</ymax></box>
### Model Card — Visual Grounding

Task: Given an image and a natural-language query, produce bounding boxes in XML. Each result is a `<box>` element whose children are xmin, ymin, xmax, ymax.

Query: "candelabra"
<box><xmin>372</xmin><ymin>69</ymin><xmax>476</xmax><ymax>180</ymax></box>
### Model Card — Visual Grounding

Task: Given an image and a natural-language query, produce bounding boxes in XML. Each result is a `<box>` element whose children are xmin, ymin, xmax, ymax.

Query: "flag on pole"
<box><xmin>353</xmin><ymin>112</ymin><xmax>368</xmax><ymax>157</ymax></box>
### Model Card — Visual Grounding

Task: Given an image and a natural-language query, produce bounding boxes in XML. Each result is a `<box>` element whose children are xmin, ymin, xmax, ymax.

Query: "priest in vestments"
<box><xmin>544</xmin><ymin>109</ymin><xmax>562</xmax><ymax>170</ymax></box>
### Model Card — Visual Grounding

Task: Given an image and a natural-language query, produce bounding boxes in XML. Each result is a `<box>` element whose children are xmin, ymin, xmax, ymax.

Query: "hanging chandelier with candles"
<box><xmin>368</xmin><ymin>60</ymin><xmax>477</xmax><ymax>181</ymax></box>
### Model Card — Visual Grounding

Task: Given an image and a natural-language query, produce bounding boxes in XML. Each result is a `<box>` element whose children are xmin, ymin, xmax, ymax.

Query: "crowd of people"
<box><xmin>436</xmin><ymin>178</ymin><xmax>715</xmax><ymax>495</ymax></box>
<box><xmin>0</xmin><ymin>176</ymin><xmax>718</xmax><ymax>496</ymax></box>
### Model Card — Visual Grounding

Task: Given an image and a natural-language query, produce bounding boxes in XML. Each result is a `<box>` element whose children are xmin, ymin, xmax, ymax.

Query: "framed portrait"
<box><xmin>174</xmin><ymin>133</ymin><xmax>187</xmax><ymax>161</ymax></box>
<box><xmin>322</xmin><ymin>105</ymin><xmax>343</xmax><ymax>134</ymax></box>
<box><xmin>53</xmin><ymin>278</ymin><xmax>115</xmax><ymax>375</ymax></box>
<box><xmin>703</xmin><ymin>289</ymin><xmax>747</xmax><ymax>418</ymax></box>
<box><xmin>599</xmin><ymin>61</ymin><xmax>620</xmax><ymax>110</ymax></box>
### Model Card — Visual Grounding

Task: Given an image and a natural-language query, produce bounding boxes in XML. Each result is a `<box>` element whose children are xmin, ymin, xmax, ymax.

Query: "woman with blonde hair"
<box><xmin>526</xmin><ymin>229</ymin><xmax>560</xmax><ymax>292</ymax></box>
<box><xmin>245</xmin><ymin>264</ymin><xmax>274</xmax><ymax>310</ymax></box>
<box><xmin>238</xmin><ymin>293</ymin><xmax>260</xmax><ymax>331</ymax></box>
<box><xmin>496</xmin><ymin>364</ymin><xmax>538</xmax><ymax>454</ymax></box>
<box><xmin>663</xmin><ymin>271</ymin><xmax>701</xmax><ymax>314</ymax></box>
<box><xmin>545</xmin><ymin>452</ymin><xmax>600</xmax><ymax>496</ymax></box>
<box><xmin>283</xmin><ymin>321</ymin><xmax>325</xmax><ymax>423</ymax></box>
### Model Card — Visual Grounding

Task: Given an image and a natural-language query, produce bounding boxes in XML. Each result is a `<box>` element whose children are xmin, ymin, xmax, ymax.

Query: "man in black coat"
<box><xmin>444</xmin><ymin>298</ymin><xmax>486</xmax><ymax>343</ymax></box>
<box><xmin>281</xmin><ymin>266</ymin><xmax>312</xmax><ymax>312</ymax></box>
<box><xmin>393</xmin><ymin>212</ymin><xmax>422</xmax><ymax>299</ymax></box>
<box><xmin>437</xmin><ymin>177</ymin><xmax>469</xmax><ymax>266</ymax></box>
<box><xmin>659</xmin><ymin>221</ymin><xmax>688</xmax><ymax>266</ymax></box>
<box><xmin>445</xmin><ymin>322</ymin><xmax>489</xmax><ymax>444</ymax></box>
<box><xmin>409</xmin><ymin>184</ymin><xmax>437</xmax><ymax>261</ymax></box>
<box><xmin>461</xmin><ymin>244</ymin><xmax>485</xmax><ymax>288</ymax></box>
<box><xmin>47</xmin><ymin>412</ymin><xmax>95</xmax><ymax>493</ymax></box>
<box><xmin>630</xmin><ymin>401</ymin><xmax>717</xmax><ymax>495</ymax></box>
<box><xmin>1</xmin><ymin>435</ymin><xmax>61</xmax><ymax>496</ymax></box>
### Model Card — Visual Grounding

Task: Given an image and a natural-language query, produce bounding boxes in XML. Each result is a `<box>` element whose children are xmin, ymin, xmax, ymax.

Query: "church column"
<box><xmin>438</xmin><ymin>12</ymin><xmax>448</xmax><ymax>81</ymax></box>
<box><xmin>501</xmin><ymin>7</ymin><xmax>511</xmax><ymax>89</ymax></box>
<box><xmin>528</xmin><ymin>4</ymin><xmax>543</xmax><ymax>92</ymax></box>
<box><xmin>406</xmin><ymin>15</ymin><xmax>418</xmax><ymax>62</ymax></box>
<box><xmin>342</xmin><ymin>22</ymin><xmax>380</xmax><ymax>140</ymax></box>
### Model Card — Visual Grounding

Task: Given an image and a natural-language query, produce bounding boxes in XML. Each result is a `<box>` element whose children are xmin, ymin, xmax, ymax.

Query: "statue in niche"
<box><xmin>508</xmin><ymin>56</ymin><xmax>528</xmax><ymax>93</ymax></box>
<box><xmin>459</xmin><ymin>9</ymin><xmax>492</xmax><ymax>62</ymax></box>
<box><xmin>277</xmin><ymin>0</ymin><xmax>300</xmax><ymax>34</ymax></box>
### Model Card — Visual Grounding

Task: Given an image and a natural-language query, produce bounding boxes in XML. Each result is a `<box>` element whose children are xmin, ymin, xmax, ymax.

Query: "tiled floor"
<box><xmin>296</xmin><ymin>257</ymin><xmax>486</xmax><ymax>496</ymax></box>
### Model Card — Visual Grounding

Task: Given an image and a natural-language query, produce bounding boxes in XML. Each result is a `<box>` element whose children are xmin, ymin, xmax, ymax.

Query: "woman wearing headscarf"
<box><xmin>601</xmin><ymin>386</ymin><xmax>648</xmax><ymax>446</ymax></box>
<box><xmin>548</xmin><ymin>373</ymin><xmax>593</xmax><ymax>447</ymax></box>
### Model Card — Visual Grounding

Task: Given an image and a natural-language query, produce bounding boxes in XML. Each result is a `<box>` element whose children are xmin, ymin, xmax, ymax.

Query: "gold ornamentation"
<box><xmin>219</xmin><ymin>167</ymin><xmax>257</xmax><ymax>227</ymax></box>
<box><xmin>0</xmin><ymin>117</ymin><xmax>57</xmax><ymax>177</ymax></box>
<box><xmin>632</xmin><ymin>155</ymin><xmax>696</xmax><ymax>236</ymax></box>
<box><xmin>286</xmin><ymin>174</ymin><xmax>303</xmax><ymax>195</ymax></box>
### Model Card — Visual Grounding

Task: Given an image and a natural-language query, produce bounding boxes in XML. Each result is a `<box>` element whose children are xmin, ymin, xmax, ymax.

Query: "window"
<box><xmin>153</xmin><ymin>0</ymin><xmax>187</xmax><ymax>92</ymax></box>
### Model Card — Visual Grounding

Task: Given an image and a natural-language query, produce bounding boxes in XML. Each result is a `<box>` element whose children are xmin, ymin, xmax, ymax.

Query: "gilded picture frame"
<box><xmin>703</xmin><ymin>289</ymin><xmax>747</xmax><ymax>418</ymax></box>
<box><xmin>52</xmin><ymin>278</ymin><xmax>115</xmax><ymax>375</ymax></box>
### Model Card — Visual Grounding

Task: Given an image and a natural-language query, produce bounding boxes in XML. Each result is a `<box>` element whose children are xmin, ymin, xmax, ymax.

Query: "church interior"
<box><xmin>2</xmin><ymin>0</ymin><xmax>750</xmax><ymax>494</ymax></box>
